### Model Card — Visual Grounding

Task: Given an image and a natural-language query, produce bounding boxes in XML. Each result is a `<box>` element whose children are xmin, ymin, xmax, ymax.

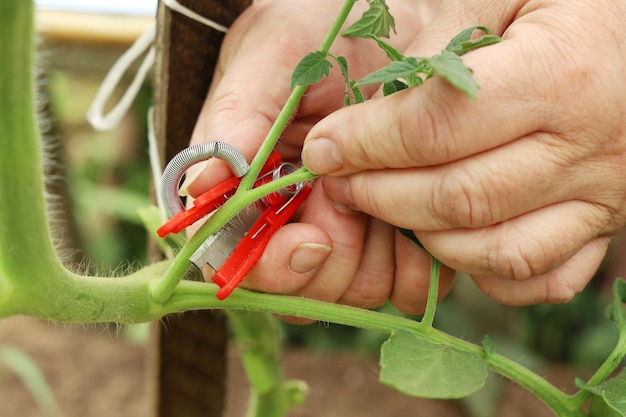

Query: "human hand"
<box><xmin>302</xmin><ymin>0</ymin><xmax>626</xmax><ymax>306</ymax></box>
<box><xmin>187</xmin><ymin>0</ymin><xmax>455</xmax><ymax>319</ymax></box>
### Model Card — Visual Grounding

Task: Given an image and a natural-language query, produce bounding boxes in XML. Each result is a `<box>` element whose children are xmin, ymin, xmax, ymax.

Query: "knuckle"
<box><xmin>397</xmin><ymin>90</ymin><xmax>457</xmax><ymax>166</ymax></box>
<box><xmin>431</xmin><ymin>167</ymin><xmax>495</xmax><ymax>228</ymax></box>
<box><xmin>544</xmin><ymin>277</ymin><xmax>580</xmax><ymax>305</ymax></box>
<box><xmin>354</xmin><ymin>175</ymin><xmax>387</xmax><ymax>218</ymax></box>
<box><xmin>487</xmin><ymin>234</ymin><xmax>541</xmax><ymax>282</ymax></box>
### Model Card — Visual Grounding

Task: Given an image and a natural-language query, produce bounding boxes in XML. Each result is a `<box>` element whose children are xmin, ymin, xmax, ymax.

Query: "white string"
<box><xmin>161</xmin><ymin>0</ymin><xmax>229</xmax><ymax>34</ymax></box>
<box><xmin>87</xmin><ymin>23</ymin><xmax>156</xmax><ymax>131</ymax></box>
<box><xmin>146</xmin><ymin>106</ymin><xmax>169</xmax><ymax>221</ymax></box>
<box><xmin>86</xmin><ymin>1</ymin><xmax>232</xmax><ymax>218</ymax></box>
<box><xmin>87</xmin><ymin>3</ymin><xmax>229</xmax><ymax>132</ymax></box>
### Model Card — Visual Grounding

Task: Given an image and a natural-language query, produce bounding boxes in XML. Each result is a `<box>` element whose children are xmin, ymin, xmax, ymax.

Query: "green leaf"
<box><xmin>290</xmin><ymin>50</ymin><xmax>332</xmax><ymax>89</ymax></box>
<box><xmin>380</xmin><ymin>329</ymin><xmax>488</xmax><ymax>399</ymax></box>
<box><xmin>576</xmin><ymin>370</ymin><xmax>626</xmax><ymax>415</ymax></box>
<box><xmin>445</xmin><ymin>26</ymin><xmax>502</xmax><ymax>56</ymax></box>
<box><xmin>382</xmin><ymin>79</ymin><xmax>408</xmax><ymax>96</ymax></box>
<box><xmin>365</xmin><ymin>34</ymin><xmax>404</xmax><ymax>61</ymax></box>
<box><xmin>350</xmin><ymin>80</ymin><xmax>365</xmax><ymax>104</ymax></box>
<box><xmin>426</xmin><ymin>50</ymin><xmax>480</xmax><ymax>99</ymax></box>
<box><xmin>355</xmin><ymin>57</ymin><xmax>424</xmax><ymax>87</ymax></box>
<box><xmin>331</xmin><ymin>54</ymin><xmax>352</xmax><ymax>105</ymax></box>
<box><xmin>589</xmin><ymin>395</ymin><xmax>624</xmax><ymax>417</ymax></box>
<box><xmin>333</xmin><ymin>54</ymin><xmax>350</xmax><ymax>85</ymax></box>
<box><xmin>446</xmin><ymin>26</ymin><xmax>489</xmax><ymax>53</ymax></box>
<box><xmin>343</xmin><ymin>0</ymin><xmax>396</xmax><ymax>38</ymax></box>
<box><xmin>397</xmin><ymin>227</ymin><xmax>427</xmax><ymax>252</ymax></box>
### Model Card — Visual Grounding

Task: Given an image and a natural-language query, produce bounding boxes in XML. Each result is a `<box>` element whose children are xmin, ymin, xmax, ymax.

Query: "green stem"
<box><xmin>227</xmin><ymin>311</ymin><xmax>306</xmax><ymax>417</ymax></box>
<box><xmin>149</xmin><ymin>197</ymin><xmax>240</xmax><ymax>303</ymax></box>
<box><xmin>568</xmin><ymin>332</ymin><xmax>626</xmax><ymax>409</ymax></box>
<box><xmin>150</xmin><ymin>167</ymin><xmax>315</xmax><ymax>302</ymax></box>
<box><xmin>420</xmin><ymin>256</ymin><xmax>440</xmax><ymax>329</ymax></box>
<box><xmin>151</xmin><ymin>0</ymin><xmax>357</xmax><ymax>303</ymax></box>
<box><xmin>0</xmin><ymin>0</ymin><xmax>61</xmax><ymax>277</ymax></box>
<box><xmin>239</xmin><ymin>0</ymin><xmax>356</xmax><ymax>191</ymax></box>
<box><xmin>163</xmin><ymin>281</ymin><xmax>580</xmax><ymax>416</ymax></box>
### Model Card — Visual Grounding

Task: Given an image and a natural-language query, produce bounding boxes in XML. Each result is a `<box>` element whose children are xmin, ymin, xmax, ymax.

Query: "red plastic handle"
<box><xmin>156</xmin><ymin>151</ymin><xmax>283</xmax><ymax>237</ymax></box>
<box><xmin>213</xmin><ymin>185</ymin><xmax>312</xmax><ymax>300</ymax></box>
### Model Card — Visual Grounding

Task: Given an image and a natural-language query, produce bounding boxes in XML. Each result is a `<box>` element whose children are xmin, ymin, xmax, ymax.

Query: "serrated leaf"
<box><xmin>350</xmin><ymin>80</ymin><xmax>365</xmax><ymax>104</ymax></box>
<box><xmin>426</xmin><ymin>50</ymin><xmax>480</xmax><ymax>99</ymax></box>
<box><xmin>446</xmin><ymin>26</ymin><xmax>489</xmax><ymax>53</ymax></box>
<box><xmin>380</xmin><ymin>329</ymin><xmax>488</xmax><ymax>399</ymax></box>
<box><xmin>445</xmin><ymin>26</ymin><xmax>501</xmax><ymax>56</ymax></box>
<box><xmin>290</xmin><ymin>50</ymin><xmax>332</xmax><ymax>89</ymax></box>
<box><xmin>382</xmin><ymin>79</ymin><xmax>408</xmax><ymax>96</ymax></box>
<box><xmin>365</xmin><ymin>34</ymin><xmax>404</xmax><ymax>61</ymax></box>
<box><xmin>333</xmin><ymin>54</ymin><xmax>350</xmax><ymax>85</ymax></box>
<box><xmin>355</xmin><ymin>57</ymin><xmax>424</xmax><ymax>87</ymax></box>
<box><xmin>343</xmin><ymin>0</ymin><xmax>396</xmax><ymax>38</ymax></box>
<box><xmin>331</xmin><ymin>54</ymin><xmax>356</xmax><ymax>106</ymax></box>
<box><xmin>577</xmin><ymin>370</ymin><xmax>626</xmax><ymax>415</ymax></box>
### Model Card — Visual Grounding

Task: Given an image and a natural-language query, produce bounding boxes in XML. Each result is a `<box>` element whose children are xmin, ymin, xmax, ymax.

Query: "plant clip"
<box><xmin>157</xmin><ymin>150</ymin><xmax>312</xmax><ymax>300</ymax></box>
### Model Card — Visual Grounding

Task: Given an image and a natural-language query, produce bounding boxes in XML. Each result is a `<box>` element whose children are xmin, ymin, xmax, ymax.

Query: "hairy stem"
<box><xmin>239</xmin><ymin>0</ymin><xmax>356</xmax><ymax>192</ymax></box>
<box><xmin>0</xmin><ymin>0</ymin><xmax>70</xmax><ymax>319</ymax></box>
<box><xmin>151</xmin><ymin>0</ymin><xmax>357</xmax><ymax>303</ymax></box>
<box><xmin>568</xmin><ymin>331</ymin><xmax>626</xmax><ymax>409</ymax></box>
<box><xmin>163</xmin><ymin>281</ymin><xmax>580</xmax><ymax>415</ymax></box>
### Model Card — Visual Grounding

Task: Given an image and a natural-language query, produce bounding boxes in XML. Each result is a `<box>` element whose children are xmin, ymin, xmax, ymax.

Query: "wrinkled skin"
<box><xmin>188</xmin><ymin>0</ymin><xmax>626</xmax><ymax>321</ymax></box>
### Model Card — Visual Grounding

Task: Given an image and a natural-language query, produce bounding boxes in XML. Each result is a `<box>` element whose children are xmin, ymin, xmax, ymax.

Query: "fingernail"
<box><xmin>302</xmin><ymin>138</ymin><xmax>343</xmax><ymax>174</ymax></box>
<box><xmin>289</xmin><ymin>243</ymin><xmax>332</xmax><ymax>274</ymax></box>
<box><xmin>178</xmin><ymin>161</ymin><xmax>208</xmax><ymax>196</ymax></box>
<box><xmin>322</xmin><ymin>176</ymin><xmax>354</xmax><ymax>209</ymax></box>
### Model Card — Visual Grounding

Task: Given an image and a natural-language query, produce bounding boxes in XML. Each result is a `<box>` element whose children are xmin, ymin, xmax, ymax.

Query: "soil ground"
<box><xmin>0</xmin><ymin>316</ymin><xmax>582</xmax><ymax>417</ymax></box>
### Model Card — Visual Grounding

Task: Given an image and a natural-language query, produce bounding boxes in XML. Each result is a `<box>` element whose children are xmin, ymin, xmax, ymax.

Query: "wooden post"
<box><xmin>149</xmin><ymin>1</ymin><xmax>252</xmax><ymax>417</ymax></box>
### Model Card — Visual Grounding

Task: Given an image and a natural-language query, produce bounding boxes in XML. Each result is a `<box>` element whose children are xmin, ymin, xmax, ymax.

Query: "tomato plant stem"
<box><xmin>151</xmin><ymin>0</ymin><xmax>357</xmax><ymax>304</ymax></box>
<box><xmin>420</xmin><ymin>256</ymin><xmax>441</xmax><ymax>329</ymax></box>
<box><xmin>239</xmin><ymin>0</ymin><xmax>356</xmax><ymax>191</ymax></box>
<box><xmin>568</xmin><ymin>331</ymin><xmax>626</xmax><ymax>409</ymax></box>
<box><xmin>164</xmin><ymin>281</ymin><xmax>582</xmax><ymax>416</ymax></box>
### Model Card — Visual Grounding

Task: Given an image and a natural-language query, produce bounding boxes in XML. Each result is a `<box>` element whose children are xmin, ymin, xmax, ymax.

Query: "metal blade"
<box><xmin>189</xmin><ymin>205</ymin><xmax>261</xmax><ymax>271</ymax></box>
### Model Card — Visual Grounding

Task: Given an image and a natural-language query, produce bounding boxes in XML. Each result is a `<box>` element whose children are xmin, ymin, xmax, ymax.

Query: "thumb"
<box><xmin>301</xmin><ymin>0</ymin><xmax>531</xmax><ymax>175</ymax></box>
<box><xmin>184</xmin><ymin>4</ymin><xmax>319</xmax><ymax>196</ymax></box>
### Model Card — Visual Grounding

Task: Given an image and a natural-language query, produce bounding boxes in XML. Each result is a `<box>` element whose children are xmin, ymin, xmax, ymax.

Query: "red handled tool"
<box><xmin>158</xmin><ymin>150</ymin><xmax>311</xmax><ymax>300</ymax></box>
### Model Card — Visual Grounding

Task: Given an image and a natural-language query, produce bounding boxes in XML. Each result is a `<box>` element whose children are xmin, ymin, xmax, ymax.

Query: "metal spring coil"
<box><xmin>160</xmin><ymin>141</ymin><xmax>250</xmax><ymax>217</ymax></box>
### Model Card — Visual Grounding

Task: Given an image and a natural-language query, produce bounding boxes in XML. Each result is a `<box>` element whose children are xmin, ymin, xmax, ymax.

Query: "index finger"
<box><xmin>301</xmin><ymin>27</ymin><xmax>552</xmax><ymax>175</ymax></box>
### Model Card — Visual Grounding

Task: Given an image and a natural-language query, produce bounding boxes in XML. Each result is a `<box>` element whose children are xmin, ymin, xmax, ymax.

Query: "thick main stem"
<box><xmin>0</xmin><ymin>0</ymin><xmax>60</xmax><ymax>274</ymax></box>
<box><xmin>0</xmin><ymin>0</ymin><xmax>71</xmax><ymax>319</ymax></box>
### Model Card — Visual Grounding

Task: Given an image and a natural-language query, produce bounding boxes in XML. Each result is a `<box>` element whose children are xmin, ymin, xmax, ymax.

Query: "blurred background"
<box><xmin>0</xmin><ymin>2</ymin><xmax>623</xmax><ymax>417</ymax></box>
